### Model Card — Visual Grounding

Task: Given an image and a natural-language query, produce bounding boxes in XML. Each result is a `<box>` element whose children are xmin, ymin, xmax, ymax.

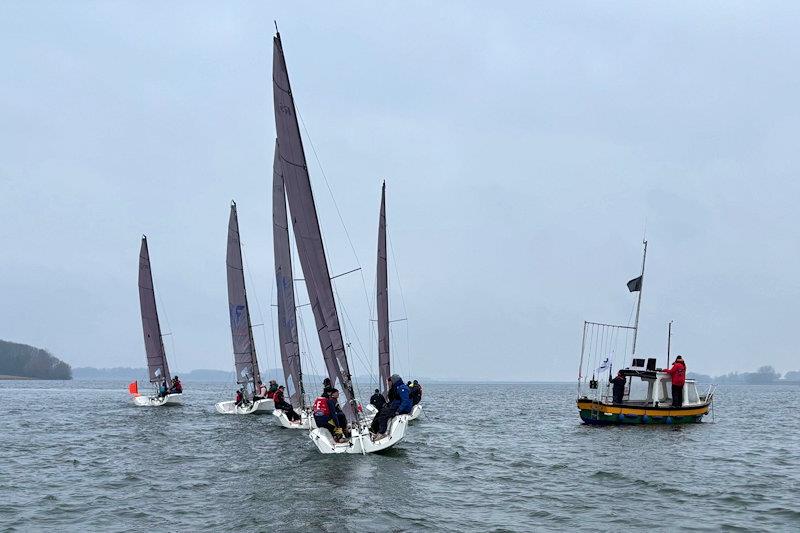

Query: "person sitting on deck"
<box><xmin>257</xmin><ymin>381</ymin><xmax>268</xmax><ymax>398</ymax></box>
<box><xmin>158</xmin><ymin>380</ymin><xmax>168</xmax><ymax>397</ymax></box>
<box><xmin>370</xmin><ymin>375</ymin><xmax>412</xmax><ymax>439</ymax></box>
<box><xmin>610</xmin><ymin>371</ymin><xmax>626</xmax><ymax>404</ymax></box>
<box><xmin>266</xmin><ymin>380</ymin><xmax>279</xmax><ymax>399</ymax></box>
<box><xmin>664</xmin><ymin>356</ymin><xmax>687</xmax><ymax>407</ymax></box>
<box><xmin>170</xmin><ymin>376</ymin><xmax>183</xmax><ymax>394</ymax></box>
<box><xmin>369</xmin><ymin>388</ymin><xmax>386</xmax><ymax>411</ymax></box>
<box><xmin>313</xmin><ymin>388</ymin><xmax>347</xmax><ymax>443</ymax></box>
<box><xmin>410</xmin><ymin>380</ymin><xmax>422</xmax><ymax>405</ymax></box>
<box><xmin>273</xmin><ymin>385</ymin><xmax>301</xmax><ymax>422</ymax></box>
<box><xmin>234</xmin><ymin>387</ymin><xmax>245</xmax><ymax>407</ymax></box>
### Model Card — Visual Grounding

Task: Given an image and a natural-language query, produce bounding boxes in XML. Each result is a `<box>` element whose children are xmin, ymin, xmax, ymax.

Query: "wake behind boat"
<box><xmin>130</xmin><ymin>236</ymin><xmax>183</xmax><ymax>407</ymax></box>
<box><xmin>214</xmin><ymin>201</ymin><xmax>274</xmax><ymax>415</ymax></box>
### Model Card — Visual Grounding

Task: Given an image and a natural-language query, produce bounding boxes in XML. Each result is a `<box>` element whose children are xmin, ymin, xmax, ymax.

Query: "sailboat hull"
<box><xmin>214</xmin><ymin>398</ymin><xmax>274</xmax><ymax>415</ymax></box>
<box><xmin>309</xmin><ymin>414</ymin><xmax>409</xmax><ymax>454</ymax></box>
<box><xmin>408</xmin><ymin>404</ymin><xmax>423</xmax><ymax>421</ymax></box>
<box><xmin>273</xmin><ymin>408</ymin><xmax>316</xmax><ymax>429</ymax></box>
<box><xmin>132</xmin><ymin>393</ymin><xmax>182</xmax><ymax>407</ymax></box>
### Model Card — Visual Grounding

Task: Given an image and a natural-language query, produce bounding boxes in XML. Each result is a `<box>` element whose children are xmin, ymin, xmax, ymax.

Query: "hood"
<box><xmin>390</xmin><ymin>374</ymin><xmax>403</xmax><ymax>386</ymax></box>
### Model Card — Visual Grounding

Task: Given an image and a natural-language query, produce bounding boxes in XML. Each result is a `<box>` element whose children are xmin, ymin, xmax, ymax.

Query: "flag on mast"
<box><xmin>627</xmin><ymin>275</ymin><xmax>643</xmax><ymax>292</ymax></box>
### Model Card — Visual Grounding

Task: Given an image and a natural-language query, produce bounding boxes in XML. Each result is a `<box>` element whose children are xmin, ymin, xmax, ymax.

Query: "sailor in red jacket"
<box><xmin>664</xmin><ymin>355</ymin><xmax>687</xmax><ymax>407</ymax></box>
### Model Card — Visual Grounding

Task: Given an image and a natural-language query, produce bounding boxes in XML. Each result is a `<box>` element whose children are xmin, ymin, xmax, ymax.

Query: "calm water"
<box><xmin>1</xmin><ymin>381</ymin><xmax>799</xmax><ymax>531</ymax></box>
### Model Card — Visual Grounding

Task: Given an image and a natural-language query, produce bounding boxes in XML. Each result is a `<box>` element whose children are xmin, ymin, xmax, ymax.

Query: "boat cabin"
<box><xmin>608</xmin><ymin>358</ymin><xmax>704</xmax><ymax>407</ymax></box>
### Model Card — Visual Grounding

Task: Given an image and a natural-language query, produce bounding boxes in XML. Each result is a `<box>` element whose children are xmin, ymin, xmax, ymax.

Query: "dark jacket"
<box><xmin>610</xmin><ymin>375</ymin><xmax>626</xmax><ymax>399</ymax></box>
<box><xmin>370</xmin><ymin>392</ymin><xmax>386</xmax><ymax>410</ymax></box>
<box><xmin>388</xmin><ymin>377</ymin><xmax>413</xmax><ymax>415</ymax></box>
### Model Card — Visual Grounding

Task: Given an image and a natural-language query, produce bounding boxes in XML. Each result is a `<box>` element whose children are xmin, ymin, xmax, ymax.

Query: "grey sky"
<box><xmin>2</xmin><ymin>2</ymin><xmax>799</xmax><ymax>381</ymax></box>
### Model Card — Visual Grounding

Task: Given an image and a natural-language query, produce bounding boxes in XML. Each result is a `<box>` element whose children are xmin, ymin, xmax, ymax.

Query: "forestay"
<box><xmin>226</xmin><ymin>202</ymin><xmax>261</xmax><ymax>391</ymax></box>
<box><xmin>272</xmin><ymin>32</ymin><xmax>357</xmax><ymax>422</ymax></box>
<box><xmin>138</xmin><ymin>236</ymin><xmax>171</xmax><ymax>384</ymax></box>
<box><xmin>273</xmin><ymin>142</ymin><xmax>304</xmax><ymax>408</ymax></box>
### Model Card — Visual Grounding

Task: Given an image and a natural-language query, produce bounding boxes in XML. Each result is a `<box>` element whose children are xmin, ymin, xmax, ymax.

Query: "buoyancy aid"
<box><xmin>313</xmin><ymin>396</ymin><xmax>330</xmax><ymax>417</ymax></box>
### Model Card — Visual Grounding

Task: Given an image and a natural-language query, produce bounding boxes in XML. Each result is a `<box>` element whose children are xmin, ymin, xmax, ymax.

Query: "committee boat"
<box><xmin>575</xmin><ymin>241</ymin><xmax>714</xmax><ymax>425</ymax></box>
<box><xmin>131</xmin><ymin>236</ymin><xmax>182</xmax><ymax>407</ymax></box>
<box><xmin>214</xmin><ymin>202</ymin><xmax>274</xmax><ymax>415</ymax></box>
<box><xmin>272</xmin><ymin>31</ymin><xmax>408</xmax><ymax>452</ymax></box>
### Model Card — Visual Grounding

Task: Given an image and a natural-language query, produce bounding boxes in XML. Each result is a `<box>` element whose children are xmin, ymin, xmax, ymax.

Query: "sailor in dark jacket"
<box><xmin>369</xmin><ymin>388</ymin><xmax>386</xmax><ymax>410</ymax></box>
<box><xmin>610</xmin><ymin>371</ymin><xmax>626</xmax><ymax>404</ymax></box>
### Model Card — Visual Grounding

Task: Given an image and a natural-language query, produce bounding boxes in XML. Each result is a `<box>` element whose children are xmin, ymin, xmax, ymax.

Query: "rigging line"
<box><xmin>152</xmin><ymin>274</ymin><xmax>179</xmax><ymax>373</ymax></box>
<box><xmin>241</xmin><ymin>242</ymin><xmax>273</xmax><ymax>380</ymax></box>
<box><xmin>296</xmin><ymin>109</ymin><xmax>372</xmax><ymax>310</ymax></box>
<box><xmin>387</xmin><ymin>230</ymin><xmax>412</xmax><ymax>377</ymax></box>
<box><xmin>333</xmin><ymin>281</ymin><xmax>375</xmax><ymax>396</ymax></box>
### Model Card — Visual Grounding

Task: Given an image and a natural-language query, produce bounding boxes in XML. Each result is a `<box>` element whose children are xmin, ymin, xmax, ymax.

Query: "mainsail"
<box><xmin>226</xmin><ymin>201</ymin><xmax>261</xmax><ymax>392</ymax></box>
<box><xmin>138</xmin><ymin>236</ymin><xmax>171</xmax><ymax>384</ymax></box>
<box><xmin>377</xmin><ymin>182</ymin><xmax>391</xmax><ymax>396</ymax></box>
<box><xmin>272</xmin><ymin>32</ymin><xmax>356</xmax><ymax>422</ymax></box>
<box><xmin>273</xmin><ymin>141</ymin><xmax>304</xmax><ymax>408</ymax></box>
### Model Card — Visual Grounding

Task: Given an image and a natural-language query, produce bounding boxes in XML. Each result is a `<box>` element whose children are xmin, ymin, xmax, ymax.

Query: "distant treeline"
<box><xmin>0</xmin><ymin>340</ymin><xmax>72</xmax><ymax>380</ymax></box>
<box><xmin>688</xmin><ymin>366</ymin><xmax>800</xmax><ymax>384</ymax></box>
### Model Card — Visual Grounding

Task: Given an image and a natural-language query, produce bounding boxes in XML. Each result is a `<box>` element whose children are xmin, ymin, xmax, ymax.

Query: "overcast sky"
<box><xmin>2</xmin><ymin>2</ymin><xmax>799</xmax><ymax>381</ymax></box>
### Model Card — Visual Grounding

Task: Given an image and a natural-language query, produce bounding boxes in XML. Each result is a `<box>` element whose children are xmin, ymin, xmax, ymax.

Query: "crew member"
<box><xmin>664</xmin><ymin>356</ymin><xmax>687</xmax><ymax>407</ymax></box>
<box><xmin>313</xmin><ymin>388</ymin><xmax>347</xmax><ymax>443</ymax></box>
<box><xmin>610</xmin><ymin>371</ymin><xmax>626</xmax><ymax>404</ymax></box>
<box><xmin>273</xmin><ymin>385</ymin><xmax>301</xmax><ymax>422</ymax></box>
<box><xmin>410</xmin><ymin>380</ymin><xmax>422</xmax><ymax>405</ymax></box>
<box><xmin>369</xmin><ymin>388</ymin><xmax>386</xmax><ymax>411</ymax></box>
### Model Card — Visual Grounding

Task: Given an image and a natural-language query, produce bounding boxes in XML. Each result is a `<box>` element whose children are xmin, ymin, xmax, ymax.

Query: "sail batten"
<box><xmin>226</xmin><ymin>202</ymin><xmax>261</xmax><ymax>392</ymax></box>
<box><xmin>273</xmin><ymin>141</ymin><xmax>304</xmax><ymax>408</ymax></box>
<box><xmin>138</xmin><ymin>236</ymin><xmax>171</xmax><ymax>384</ymax></box>
<box><xmin>377</xmin><ymin>183</ymin><xmax>391</xmax><ymax>396</ymax></box>
<box><xmin>272</xmin><ymin>33</ymin><xmax>357</xmax><ymax>422</ymax></box>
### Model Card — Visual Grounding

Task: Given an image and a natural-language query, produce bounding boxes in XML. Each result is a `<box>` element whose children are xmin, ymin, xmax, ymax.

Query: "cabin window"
<box><xmin>627</xmin><ymin>378</ymin><xmax>651</xmax><ymax>403</ymax></box>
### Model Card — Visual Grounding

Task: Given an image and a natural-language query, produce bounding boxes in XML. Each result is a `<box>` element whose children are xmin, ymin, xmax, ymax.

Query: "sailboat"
<box><xmin>272</xmin><ymin>31</ymin><xmax>408</xmax><ymax>453</ymax></box>
<box><xmin>575</xmin><ymin>241</ymin><xmax>714</xmax><ymax>424</ymax></box>
<box><xmin>364</xmin><ymin>182</ymin><xmax>422</xmax><ymax>422</ymax></box>
<box><xmin>214</xmin><ymin>201</ymin><xmax>274</xmax><ymax>415</ymax></box>
<box><xmin>271</xmin><ymin>142</ymin><xmax>314</xmax><ymax>429</ymax></box>
<box><xmin>132</xmin><ymin>235</ymin><xmax>182</xmax><ymax>406</ymax></box>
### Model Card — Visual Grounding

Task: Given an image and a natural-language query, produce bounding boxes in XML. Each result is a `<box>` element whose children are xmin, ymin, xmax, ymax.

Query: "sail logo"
<box><xmin>240</xmin><ymin>367</ymin><xmax>251</xmax><ymax>380</ymax></box>
<box><xmin>279</xmin><ymin>104</ymin><xmax>291</xmax><ymax>115</ymax></box>
<box><xmin>230</xmin><ymin>305</ymin><xmax>246</xmax><ymax>326</ymax></box>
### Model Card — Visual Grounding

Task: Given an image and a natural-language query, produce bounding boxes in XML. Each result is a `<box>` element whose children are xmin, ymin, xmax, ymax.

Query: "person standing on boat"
<box><xmin>313</xmin><ymin>388</ymin><xmax>347</xmax><ymax>442</ymax></box>
<box><xmin>664</xmin><ymin>356</ymin><xmax>687</xmax><ymax>407</ymax></box>
<box><xmin>273</xmin><ymin>385</ymin><xmax>301</xmax><ymax>422</ymax></box>
<box><xmin>610</xmin><ymin>371</ymin><xmax>626</xmax><ymax>404</ymax></box>
<box><xmin>234</xmin><ymin>387</ymin><xmax>246</xmax><ymax>407</ymax></box>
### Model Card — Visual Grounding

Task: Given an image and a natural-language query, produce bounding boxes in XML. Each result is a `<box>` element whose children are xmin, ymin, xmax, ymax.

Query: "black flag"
<box><xmin>627</xmin><ymin>275</ymin><xmax>643</xmax><ymax>292</ymax></box>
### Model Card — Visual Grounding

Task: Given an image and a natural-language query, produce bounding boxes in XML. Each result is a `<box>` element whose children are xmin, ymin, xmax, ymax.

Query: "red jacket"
<box><xmin>665</xmin><ymin>362</ymin><xmax>686</xmax><ymax>386</ymax></box>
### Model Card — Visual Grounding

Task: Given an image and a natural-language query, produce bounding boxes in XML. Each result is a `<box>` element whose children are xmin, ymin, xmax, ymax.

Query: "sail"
<box><xmin>377</xmin><ymin>182</ymin><xmax>391</xmax><ymax>396</ymax></box>
<box><xmin>273</xmin><ymin>141</ymin><xmax>304</xmax><ymax>408</ymax></box>
<box><xmin>272</xmin><ymin>32</ymin><xmax>356</xmax><ymax>422</ymax></box>
<box><xmin>138</xmin><ymin>236</ymin><xmax>171</xmax><ymax>384</ymax></box>
<box><xmin>226</xmin><ymin>202</ymin><xmax>261</xmax><ymax>390</ymax></box>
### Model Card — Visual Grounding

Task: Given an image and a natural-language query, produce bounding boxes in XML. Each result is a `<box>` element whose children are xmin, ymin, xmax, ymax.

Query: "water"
<box><xmin>1</xmin><ymin>381</ymin><xmax>799</xmax><ymax>531</ymax></box>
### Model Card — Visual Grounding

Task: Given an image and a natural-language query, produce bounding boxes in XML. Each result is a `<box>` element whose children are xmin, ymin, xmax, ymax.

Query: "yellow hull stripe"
<box><xmin>577</xmin><ymin>401</ymin><xmax>709</xmax><ymax>417</ymax></box>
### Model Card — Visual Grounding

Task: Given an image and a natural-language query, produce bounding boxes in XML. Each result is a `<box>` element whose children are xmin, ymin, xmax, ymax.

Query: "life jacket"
<box><xmin>312</xmin><ymin>396</ymin><xmax>330</xmax><ymax>417</ymax></box>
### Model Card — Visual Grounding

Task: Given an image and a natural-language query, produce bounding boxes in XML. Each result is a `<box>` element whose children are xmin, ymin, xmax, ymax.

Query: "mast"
<box><xmin>377</xmin><ymin>181</ymin><xmax>390</xmax><ymax>397</ymax></box>
<box><xmin>272</xmin><ymin>32</ymin><xmax>357</xmax><ymax>422</ymax></box>
<box><xmin>273</xmin><ymin>141</ymin><xmax>304</xmax><ymax>408</ymax></box>
<box><xmin>138</xmin><ymin>236</ymin><xmax>171</xmax><ymax>385</ymax></box>
<box><xmin>666</xmin><ymin>320</ymin><xmax>673</xmax><ymax>369</ymax></box>
<box><xmin>226</xmin><ymin>201</ymin><xmax>261</xmax><ymax>396</ymax></box>
<box><xmin>631</xmin><ymin>240</ymin><xmax>647</xmax><ymax>357</ymax></box>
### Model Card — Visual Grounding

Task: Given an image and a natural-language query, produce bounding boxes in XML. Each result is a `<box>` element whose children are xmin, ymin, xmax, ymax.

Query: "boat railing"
<box><xmin>700</xmin><ymin>384</ymin><xmax>716</xmax><ymax>403</ymax></box>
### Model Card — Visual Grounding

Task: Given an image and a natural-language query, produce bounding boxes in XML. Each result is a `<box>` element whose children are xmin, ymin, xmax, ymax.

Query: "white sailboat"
<box><xmin>214</xmin><ymin>201</ymin><xmax>274</xmax><ymax>415</ymax></box>
<box><xmin>132</xmin><ymin>235</ymin><xmax>182</xmax><ymax>406</ymax></box>
<box><xmin>272</xmin><ymin>31</ymin><xmax>408</xmax><ymax>452</ymax></box>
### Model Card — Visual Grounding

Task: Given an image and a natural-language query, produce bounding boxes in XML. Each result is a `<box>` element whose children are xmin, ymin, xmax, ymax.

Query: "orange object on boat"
<box><xmin>128</xmin><ymin>380</ymin><xmax>139</xmax><ymax>396</ymax></box>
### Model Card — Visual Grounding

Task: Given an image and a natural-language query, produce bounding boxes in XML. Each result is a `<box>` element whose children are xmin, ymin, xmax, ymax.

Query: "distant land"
<box><xmin>688</xmin><ymin>366</ymin><xmax>800</xmax><ymax>384</ymax></box>
<box><xmin>0</xmin><ymin>339</ymin><xmax>72</xmax><ymax>380</ymax></box>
